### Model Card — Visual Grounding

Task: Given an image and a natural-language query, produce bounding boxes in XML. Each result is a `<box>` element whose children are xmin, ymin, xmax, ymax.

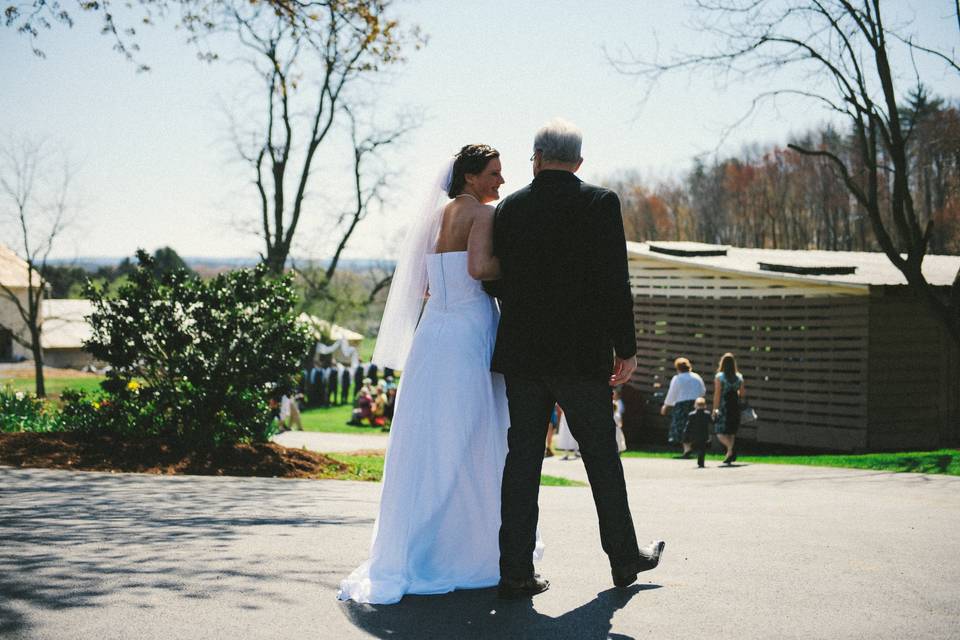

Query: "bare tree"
<box><xmin>223</xmin><ymin>0</ymin><xmax>419</xmax><ymax>275</ymax></box>
<box><xmin>614</xmin><ymin>0</ymin><xmax>960</xmax><ymax>342</ymax></box>
<box><xmin>0</xmin><ymin>137</ymin><xmax>76</xmax><ymax>397</ymax></box>
<box><xmin>293</xmin><ymin>105</ymin><xmax>417</xmax><ymax>320</ymax></box>
<box><xmin>3</xmin><ymin>0</ymin><xmax>374</xmax><ymax>71</ymax></box>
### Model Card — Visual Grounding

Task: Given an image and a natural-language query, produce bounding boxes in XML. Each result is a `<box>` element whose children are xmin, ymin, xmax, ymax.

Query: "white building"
<box><xmin>0</xmin><ymin>243</ymin><xmax>39</xmax><ymax>361</ymax></box>
<box><xmin>40</xmin><ymin>299</ymin><xmax>97</xmax><ymax>369</ymax></box>
<box><xmin>625</xmin><ymin>241</ymin><xmax>960</xmax><ymax>451</ymax></box>
<box><xmin>1</xmin><ymin>243</ymin><xmax>97</xmax><ymax>368</ymax></box>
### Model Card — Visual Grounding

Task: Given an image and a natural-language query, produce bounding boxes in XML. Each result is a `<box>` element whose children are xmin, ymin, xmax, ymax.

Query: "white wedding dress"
<box><xmin>337</xmin><ymin>251</ymin><xmax>543</xmax><ymax>605</ymax></box>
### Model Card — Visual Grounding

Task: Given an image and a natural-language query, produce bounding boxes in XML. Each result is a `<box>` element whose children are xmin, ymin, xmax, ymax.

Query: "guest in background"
<box><xmin>340</xmin><ymin>365</ymin><xmax>352</xmax><ymax>406</ymax></box>
<box><xmin>306</xmin><ymin>365</ymin><xmax>321</xmax><ymax>407</ymax></box>
<box><xmin>544</xmin><ymin>405</ymin><xmax>558</xmax><ymax>458</ymax></box>
<box><xmin>685</xmin><ymin>397</ymin><xmax>712</xmax><ymax>468</ymax></box>
<box><xmin>317</xmin><ymin>363</ymin><xmax>330</xmax><ymax>408</ymax></box>
<box><xmin>367</xmin><ymin>363</ymin><xmax>379</xmax><ymax>386</ymax></box>
<box><xmin>354</xmin><ymin>364</ymin><xmax>365</xmax><ymax>397</ymax></box>
<box><xmin>352</xmin><ymin>387</ymin><xmax>373</xmax><ymax>426</ymax></box>
<box><xmin>612</xmin><ymin>387</ymin><xmax>627</xmax><ymax>453</ymax></box>
<box><xmin>359</xmin><ymin>377</ymin><xmax>374</xmax><ymax>398</ymax></box>
<box><xmin>280</xmin><ymin>391</ymin><xmax>303</xmax><ymax>431</ymax></box>
<box><xmin>385</xmin><ymin>387</ymin><xmax>397</xmax><ymax>424</ymax></box>
<box><xmin>326</xmin><ymin>363</ymin><xmax>338</xmax><ymax>406</ymax></box>
<box><xmin>552</xmin><ymin>404</ymin><xmax>580</xmax><ymax>461</ymax></box>
<box><xmin>334</xmin><ymin>362</ymin><xmax>345</xmax><ymax>405</ymax></box>
<box><xmin>660</xmin><ymin>357</ymin><xmax>706</xmax><ymax>457</ymax></box>
<box><xmin>270</xmin><ymin>387</ymin><xmax>302</xmax><ymax>431</ymax></box>
<box><xmin>713</xmin><ymin>352</ymin><xmax>745</xmax><ymax>465</ymax></box>
<box><xmin>372</xmin><ymin>385</ymin><xmax>389</xmax><ymax>428</ymax></box>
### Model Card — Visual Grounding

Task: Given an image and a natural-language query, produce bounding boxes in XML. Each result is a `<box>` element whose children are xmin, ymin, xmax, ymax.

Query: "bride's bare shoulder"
<box><xmin>466</xmin><ymin>201</ymin><xmax>495</xmax><ymax>220</ymax></box>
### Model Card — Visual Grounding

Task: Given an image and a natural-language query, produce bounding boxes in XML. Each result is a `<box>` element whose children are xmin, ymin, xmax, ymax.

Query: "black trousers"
<box><xmin>499</xmin><ymin>373</ymin><xmax>641</xmax><ymax>580</ymax></box>
<box><xmin>694</xmin><ymin>441</ymin><xmax>707</xmax><ymax>467</ymax></box>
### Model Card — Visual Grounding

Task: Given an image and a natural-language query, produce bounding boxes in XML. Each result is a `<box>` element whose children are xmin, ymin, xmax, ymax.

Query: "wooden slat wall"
<box><xmin>628</xmin><ymin>257</ymin><xmax>867</xmax><ymax>299</ymax></box>
<box><xmin>627</xmin><ymin>257</ymin><xmax>872</xmax><ymax>451</ymax></box>
<box><xmin>867</xmin><ymin>287</ymin><xmax>960</xmax><ymax>450</ymax></box>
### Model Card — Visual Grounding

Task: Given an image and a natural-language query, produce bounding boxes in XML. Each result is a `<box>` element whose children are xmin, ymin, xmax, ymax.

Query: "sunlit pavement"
<box><xmin>2</xmin><ymin>457</ymin><xmax>958</xmax><ymax>639</ymax></box>
<box><xmin>272</xmin><ymin>430</ymin><xmax>388</xmax><ymax>453</ymax></box>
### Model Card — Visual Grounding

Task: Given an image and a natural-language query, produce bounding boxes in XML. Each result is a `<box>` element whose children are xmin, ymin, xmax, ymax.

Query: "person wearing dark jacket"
<box><xmin>685</xmin><ymin>397</ymin><xmax>712</xmax><ymax>468</ymax></box>
<box><xmin>491</xmin><ymin>118</ymin><xmax>664</xmax><ymax>599</ymax></box>
<box><xmin>340</xmin><ymin>366</ymin><xmax>352</xmax><ymax>406</ymax></box>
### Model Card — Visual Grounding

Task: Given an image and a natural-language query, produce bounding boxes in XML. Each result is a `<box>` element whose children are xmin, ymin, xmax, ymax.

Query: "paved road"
<box><xmin>2</xmin><ymin>457</ymin><xmax>959</xmax><ymax>639</ymax></box>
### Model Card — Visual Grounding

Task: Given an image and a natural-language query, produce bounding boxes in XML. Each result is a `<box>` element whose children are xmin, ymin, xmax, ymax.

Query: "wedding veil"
<box><xmin>372</xmin><ymin>158</ymin><xmax>454</xmax><ymax>371</ymax></box>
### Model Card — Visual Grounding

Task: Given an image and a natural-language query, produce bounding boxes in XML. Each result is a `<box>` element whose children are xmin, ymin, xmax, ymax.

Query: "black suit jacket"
<box><xmin>489</xmin><ymin>170</ymin><xmax>636</xmax><ymax>379</ymax></box>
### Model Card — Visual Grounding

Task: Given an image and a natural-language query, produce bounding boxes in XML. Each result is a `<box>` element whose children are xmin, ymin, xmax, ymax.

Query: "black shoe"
<box><xmin>497</xmin><ymin>574</ymin><xmax>550</xmax><ymax>599</ymax></box>
<box><xmin>730</xmin><ymin>452</ymin><xmax>737</xmax><ymax>463</ymax></box>
<box><xmin>680</xmin><ymin>451</ymin><xmax>693</xmax><ymax>459</ymax></box>
<box><xmin>612</xmin><ymin>540</ymin><xmax>665</xmax><ymax>588</ymax></box>
<box><xmin>722</xmin><ymin>455</ymin><xmax>733</xmax><ymax>465</ymax></box>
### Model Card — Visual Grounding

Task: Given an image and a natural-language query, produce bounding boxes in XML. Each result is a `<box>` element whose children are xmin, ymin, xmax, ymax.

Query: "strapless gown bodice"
<box><xmin>425</xmin><ymin>251</ymin><xmax>487</xmax><ymax>309</ymax></box>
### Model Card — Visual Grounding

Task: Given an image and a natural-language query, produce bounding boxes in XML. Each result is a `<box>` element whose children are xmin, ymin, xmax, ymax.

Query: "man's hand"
<box><xmin>610</xmin><ymin>355</ymin><xmax>636</xmax><ymax>387</ymax></box>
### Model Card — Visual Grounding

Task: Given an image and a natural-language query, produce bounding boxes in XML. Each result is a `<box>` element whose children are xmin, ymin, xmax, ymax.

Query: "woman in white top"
<box><xmin>659</xmin><ymin>357</ymin><xmax>706</xmax><ymax>456</ymax></box>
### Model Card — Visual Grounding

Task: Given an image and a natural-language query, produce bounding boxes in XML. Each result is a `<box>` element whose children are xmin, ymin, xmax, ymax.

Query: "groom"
<box><xmin>491</xmin><ymin>118</ymin><xmax>665</xmax><ymax>598</ymax></box>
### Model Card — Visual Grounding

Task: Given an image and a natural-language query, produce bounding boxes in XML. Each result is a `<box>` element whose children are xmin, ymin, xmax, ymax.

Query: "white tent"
<box><xmin>297</xmin><ymin>314</ymin><xmax>364</xmax><ymax>346</ymax></box>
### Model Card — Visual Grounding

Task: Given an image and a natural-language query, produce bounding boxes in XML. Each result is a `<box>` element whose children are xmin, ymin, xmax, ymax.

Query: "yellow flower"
<box><xmin>92</xmin><ymin>402</ymin><xmax>101</xmax><ymax>410</ymax></box>
<box><xmin>127</xmin><ymin>380</ymin><xmax>141</xmax><ymax>391</ymax></box>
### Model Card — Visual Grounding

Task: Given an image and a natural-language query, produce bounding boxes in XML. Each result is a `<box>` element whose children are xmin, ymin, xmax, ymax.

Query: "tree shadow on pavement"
<box><xmin>0</xmin><ymin>467</ymin><xmax>369</xmax><ymax>636</ymax></box>
<box><xmin>342</xmin><ymin>583</ymin><xmax>659</xmax><ymax>640</ymax></box>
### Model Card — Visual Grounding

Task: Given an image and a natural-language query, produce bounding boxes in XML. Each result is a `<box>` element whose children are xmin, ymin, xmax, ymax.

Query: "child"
<box><xmin>685</xmin><ymin>397</ymin><xmax>713</xmax><ymax>468</ymax></box>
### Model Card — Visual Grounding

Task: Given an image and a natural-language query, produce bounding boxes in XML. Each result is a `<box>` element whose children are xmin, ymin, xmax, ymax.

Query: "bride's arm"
<box><xmin>467</xmin><ymin>205</ymin><xmax>501</xmax><ymax>280</ymax></box>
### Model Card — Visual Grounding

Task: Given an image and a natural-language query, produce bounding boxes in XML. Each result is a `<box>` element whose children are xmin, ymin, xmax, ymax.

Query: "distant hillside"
<box><xmin>47</xmin><ymin>256</ymin><xmax>396</xmax><ymax>275</ymax></box>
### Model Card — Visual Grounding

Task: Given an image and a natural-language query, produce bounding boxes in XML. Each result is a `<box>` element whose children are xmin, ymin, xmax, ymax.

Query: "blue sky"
<box><xmin>1</xmin><ymin>0</ymin><xmax>958</xmax><ymax>260</ymax></box>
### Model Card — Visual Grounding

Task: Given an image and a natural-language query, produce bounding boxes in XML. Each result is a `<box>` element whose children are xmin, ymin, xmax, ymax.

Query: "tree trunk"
<box><xmin>265</xmin><ymin>244</ymin><xmax>288</xmax><ymax>276</ymax></box>
<box><xmin>31</xmin><ymin>327</ymin><xmax>45</xmax><ymax>398</ymax></box>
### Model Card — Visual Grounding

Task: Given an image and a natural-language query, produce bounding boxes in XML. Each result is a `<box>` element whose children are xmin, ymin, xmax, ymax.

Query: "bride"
<box><xmin>337</xmin><ymin>144</ymin><xmax>542</xmax><ymax>605</ymax></box>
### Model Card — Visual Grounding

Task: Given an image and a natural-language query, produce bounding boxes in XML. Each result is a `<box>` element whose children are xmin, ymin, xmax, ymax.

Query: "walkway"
<box><xmin>2</xmin><ymin>457</ymin><xmax>958</xmax><ymax>638</ymax></box>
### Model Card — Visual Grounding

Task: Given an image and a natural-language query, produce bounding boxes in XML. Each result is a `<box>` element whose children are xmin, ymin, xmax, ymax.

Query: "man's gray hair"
<box><xmin>534</xmin><ymin>118</ymin><xmax>582</xmax><ymax>164</ymax></box>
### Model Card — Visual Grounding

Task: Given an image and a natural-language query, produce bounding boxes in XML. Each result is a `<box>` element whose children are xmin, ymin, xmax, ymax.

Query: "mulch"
<box><xmin>0</xmin><ymin>431</ymin><xmax>349</xmax><ymax>478</ymax></box>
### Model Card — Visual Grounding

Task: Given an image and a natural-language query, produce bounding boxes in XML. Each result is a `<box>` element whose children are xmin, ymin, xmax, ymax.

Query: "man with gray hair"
<box><xmin>490</xmin><ymin>118</ymin><xmax>665</xmax><ymax>598</ymax></box>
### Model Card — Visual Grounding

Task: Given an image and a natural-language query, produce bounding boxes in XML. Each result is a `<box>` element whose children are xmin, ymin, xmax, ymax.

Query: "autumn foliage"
<box><xmin>611</xmin><ymin>91</ymin><xmax>960</xmax><ymax>255</ymax></box>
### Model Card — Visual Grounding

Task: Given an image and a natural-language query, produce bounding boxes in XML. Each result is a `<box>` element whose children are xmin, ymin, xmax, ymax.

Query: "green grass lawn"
<box><xmin>326</xmin><ymin>453</ymin><xmax>586</xmax><ymax>486</ymax></box>
<box><xmin>9</xmin><ymin>371</ymin><xmax>953</xmax><ymax>479</ymax></box>
<box><xmin>1</xmin><ymin>376</ymin><xmax>104</xmax><ymax>399</ymax></box>
<box><xmin>299</xmin><ymin>405</ymin><xmax>389</xmax><ymax>436</ymax></box>
<box><xmin>621</xmin><ymin>448</ymin><xmax>960</xmax><ymax>476</ymax></box>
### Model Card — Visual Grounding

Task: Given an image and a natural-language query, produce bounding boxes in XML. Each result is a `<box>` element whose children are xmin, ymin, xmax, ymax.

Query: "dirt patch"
<box><xmin>0</xmin><ymin>432</ymin><xmax>349</xmax><ymax>479</ymax></box>
<box><xmin>340</xmin><ymin>449</ymin><xmax>386</xmax><ymax>457</ymax></box>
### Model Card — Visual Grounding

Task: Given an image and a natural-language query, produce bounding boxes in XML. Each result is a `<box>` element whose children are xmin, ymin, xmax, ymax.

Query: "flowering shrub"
<box><xmin>0</xmin><ymin>386</ymin><xmax>61</xmax><ymax>433</ymax></box>
<box><xmin>59</xmin><ymin>385</ymin><xmax>163</xmax><ymax>437</ymax></box>
<box><xmin>77</xmin><ymin>251</ymin><xmax>311</xmax><ymax>448</ymax></box>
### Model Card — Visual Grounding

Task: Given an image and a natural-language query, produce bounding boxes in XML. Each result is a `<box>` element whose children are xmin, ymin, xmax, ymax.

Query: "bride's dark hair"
<box><xmin>448</xmin><ymin>144</ymin><xmax>500</xmax><ymax>198</ymax></box>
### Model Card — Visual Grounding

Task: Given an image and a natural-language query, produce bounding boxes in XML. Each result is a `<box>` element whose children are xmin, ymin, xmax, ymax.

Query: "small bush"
<box><xmin>0</xmin><ymin>386</ymin><xmax>60</xmax><ymax>433</ymax></box>
<box><xmin>59</xmin><ymin>384</ymin><xmax>164</xmax><ymax>438</ymax></box>
<box><xmin>74</xmin><ymin>251</ymin><xmax>311</xmax><ymax>448</ymax></box>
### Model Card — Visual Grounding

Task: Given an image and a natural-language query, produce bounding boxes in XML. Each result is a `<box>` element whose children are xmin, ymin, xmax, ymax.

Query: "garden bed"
<box><xmin>0</xmin><ymin>431</ymin><xmax>353</xmax><ymax>479</ymax></box>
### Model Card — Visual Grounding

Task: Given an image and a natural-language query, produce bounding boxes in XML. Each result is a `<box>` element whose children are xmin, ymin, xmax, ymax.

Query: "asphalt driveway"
<box><xmin>1</xmin><ymin>457</ymin><xmax>958</xmax><ymax>639</ymax></box>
